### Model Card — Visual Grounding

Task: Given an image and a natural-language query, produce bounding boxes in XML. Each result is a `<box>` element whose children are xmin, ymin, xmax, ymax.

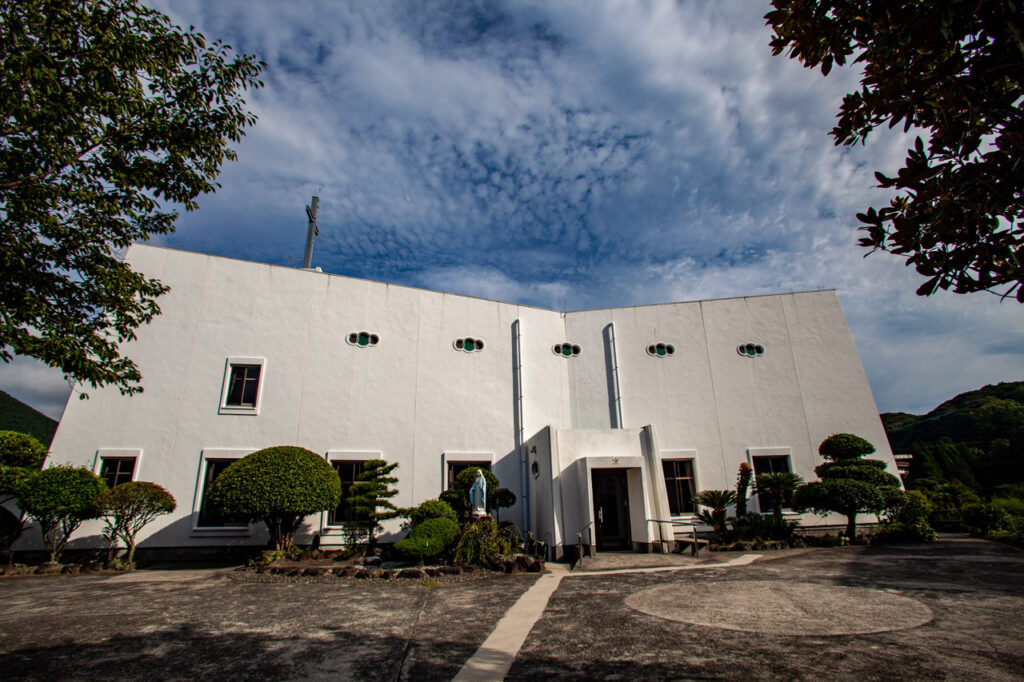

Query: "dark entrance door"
<box><xmin>592</xmin><ymin>468</ymin><xmax>631</xmax><ymax>551</ymax></box>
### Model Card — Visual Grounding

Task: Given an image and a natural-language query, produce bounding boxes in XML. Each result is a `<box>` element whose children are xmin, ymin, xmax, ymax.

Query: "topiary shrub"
<box><xmin>454</xmin><ymin>467</ymin><xmax>500</xmax><ymax>493</ymax></box>
<box><xmin>16</xmin><ymin>465</ymin><xmax>106</xmax><ymax>563</ymax></box>
<box><xmin>346</xmin><ymin>459</ymin><xmax>400</xmax><ymax>548</ymax></box>
<box><xmin>209</xmin><ymin>446</ymin><xmax>341</xmax><ymax>551</ymax></box>
<box><xmin>491</xmin><ymin>487</ymin><xmax>516</xmax><ymax>523</ymax></box>
<box><xmin>101</xmin><ymin>481</ymin><xmax>176</xmax><ymax>566</ymax></box>
<box><xmin>395</xmin><ymin>517</ymin><xmax>460</xmax><ymax>564</ymax></box>
<box><xmin>818</xmin><ymin>433</ymin><xmax>876</xmax><ymax>461</ymax></box>
<box><xmin>795</xmin><ymin>434</ymin><xmax>902</xmax><ymax>538</ymax></box>
<box><xmin>407</xmin><ymin>499</ymin><xmax>456</xmax><ymax>528</ymax></box>
<box><xmin>0</xmin><ymin>431</ymin><xmax>47</xmax><ymax>469</ymax></box>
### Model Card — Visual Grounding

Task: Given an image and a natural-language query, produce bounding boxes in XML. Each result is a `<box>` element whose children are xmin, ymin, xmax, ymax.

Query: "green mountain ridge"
<box><xmin>0</xmin><ymin>390</ymin><xmax>58</xmax><ymax>445</ymax></box>
<box><xmin>882</xmin><ymin>381</ymin><xmax>1024</xmax><ymax>494</ymax></box>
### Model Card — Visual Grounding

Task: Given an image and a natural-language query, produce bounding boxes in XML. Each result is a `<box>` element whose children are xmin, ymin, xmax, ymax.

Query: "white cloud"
<box><xmin>40</xmin><ymin>0</ymin><xmax>1008</xmax><ymax>421</ymax></box>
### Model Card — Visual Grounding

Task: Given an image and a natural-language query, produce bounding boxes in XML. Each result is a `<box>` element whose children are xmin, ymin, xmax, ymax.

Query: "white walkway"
<box><xmin>453</xmin><ymin>554</ymin><xmax>761</xmax><ymax>681</ymax></box>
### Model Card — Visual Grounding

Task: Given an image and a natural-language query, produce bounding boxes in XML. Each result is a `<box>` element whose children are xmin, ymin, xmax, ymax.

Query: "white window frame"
<box><xmin>320</xmin><ymin>450</ymin><xmax>381</xmax><ymax>535</ymax></box>
<box><xmin>93</xmin><ymin>448</ymin><xmax>143</xmax><ymax>487</ymax></box>
<box><xmin>442</xmin><ymin>451</ymin><xmax>494</xmax><ymax>492</ymax></box>
<box><xmin>218</xmin><ymin>357</ymin><xmax>266</xmax><ymax>415</ymax></box>
<box><xmin>191</xmin><ymin>448</ymin><xmax>255</xmax><ymax>535</ymax></box>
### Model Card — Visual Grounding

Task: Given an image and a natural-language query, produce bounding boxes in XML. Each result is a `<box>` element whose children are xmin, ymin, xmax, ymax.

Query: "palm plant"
<box><xmin>694</xmin><ymin>489</ymin><xmax>737</xmax><ymax>534</ymax></box>
<box><xmin>754</xmin><ymin>472</ymin><xmax>804</xmax><ymax>522</ymax></box>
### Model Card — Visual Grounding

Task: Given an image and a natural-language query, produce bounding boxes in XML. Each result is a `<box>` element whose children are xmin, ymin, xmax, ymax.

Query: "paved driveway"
<box><xmin>0</xmin><ymin>537</ymin><xmax>1021</xmax><ymax>680</ymax></box>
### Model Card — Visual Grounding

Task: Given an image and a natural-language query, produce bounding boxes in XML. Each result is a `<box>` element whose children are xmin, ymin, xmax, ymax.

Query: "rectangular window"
<box><xmin>752</xmin><ymin>455</ymin><xmax>791</xmax><ymax>476</ymax></box>
<box><xmin>226</xmin><ymin>365</ymin><xmax>261</xmax><ymax>407</ymax></box>
<box><xmin>197</xmin><ymin>459</ymin><xmax>247</xmax><ymax>528</ymax></box>
<box><xmin>447</xmin><ymin>461</ymin><xmax>490</xmax><ymax>490</ymax></box>
<box><xmin>100</xmin><ymin>457</ymin><xmax>136</xmax><ymax>488</ymax></box>
<box><xmin>662</xmin><ymin>459</ymin><xmax>696</xmax><ymax>515</ymax></box>
<box><xmin>327</xmin><ymin>460</ymin><xmax>364</xmax><ymax>527</ymax></box>
<box><xmin>219</xmin><ymin>357</ymin><xmax>266</xmax><ymax>415</ymax></box>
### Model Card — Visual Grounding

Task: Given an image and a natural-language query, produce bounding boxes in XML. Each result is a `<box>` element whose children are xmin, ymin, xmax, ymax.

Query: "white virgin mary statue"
<box><xmin>469</xmin><ymin>469</ymin><xmax>487</xmax><ymax>517</ymax></box>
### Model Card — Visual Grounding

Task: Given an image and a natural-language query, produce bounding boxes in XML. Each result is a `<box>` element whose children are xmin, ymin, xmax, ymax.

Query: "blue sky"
<box><xmin>2</xmin><ymin>0</ymin><xmax>1022</xmax><ymax>420</ymax></box>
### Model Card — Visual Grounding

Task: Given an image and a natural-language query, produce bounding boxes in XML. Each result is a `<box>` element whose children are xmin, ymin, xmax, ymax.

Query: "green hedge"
<box><xmin>395</xmin><ymin>517</ymin><xmax>460</xmax><ymax>563</ymax></box>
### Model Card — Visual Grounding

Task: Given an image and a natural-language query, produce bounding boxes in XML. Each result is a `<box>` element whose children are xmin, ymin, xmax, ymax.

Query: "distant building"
<box><xmin>893</xmin><ymin>454</ymin><xmax>914</xmax><ymax>480</ymax></box>
<box><xmin>44</xmin><ymin>244</ymin><xmax>898</xmax><ymax>558</ymax></box>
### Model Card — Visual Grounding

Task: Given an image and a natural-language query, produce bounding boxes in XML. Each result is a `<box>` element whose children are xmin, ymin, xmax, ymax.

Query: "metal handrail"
<box><xmin>575</xmin><ymin>521</ymin><xmax>594</xmax><ymax>569</ymax></box>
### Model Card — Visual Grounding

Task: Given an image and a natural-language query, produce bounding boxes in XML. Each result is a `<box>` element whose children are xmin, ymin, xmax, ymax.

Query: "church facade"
<box><xmin>44</xmin><ymin>244</ymin><xmax>897</xmax><ymax>557</ymax></box>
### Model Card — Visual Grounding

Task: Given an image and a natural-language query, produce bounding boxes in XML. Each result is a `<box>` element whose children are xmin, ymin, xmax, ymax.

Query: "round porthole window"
<box><xmin>454</xmin><ymin>337</ymin><xmax>485</xmax><ymax>352</ymax></box>
<box><xmin>737</xmin><ymin>343</ymin><xmax>765</xmax><ymax>357</ymax></box>
<box><xmin>647</xmin><ymin>342</ymin><xmax>675</xmax><ymax>358</ymax></box>
<box><xmin>553</xmin><ymin>343</ymin><xmax>581</xmax><ymax>357</ymax></box>
<box><xmin>347</xmin><ymin>331</ymin><xmax>380</xmax><ymax>348</ymax></box>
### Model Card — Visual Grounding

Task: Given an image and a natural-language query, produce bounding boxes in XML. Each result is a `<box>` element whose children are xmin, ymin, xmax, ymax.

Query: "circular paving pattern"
<box><xmin>625</xmin><ymin>580</ymin><xmax>933</xmax><ymax>636</ymax></box>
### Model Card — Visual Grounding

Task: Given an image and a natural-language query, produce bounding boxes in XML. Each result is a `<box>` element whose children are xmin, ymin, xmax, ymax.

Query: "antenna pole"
<box><xmin>302</xmin><ymin>195</ymin><xmax>320</xmax><ymax>269</ymax></box>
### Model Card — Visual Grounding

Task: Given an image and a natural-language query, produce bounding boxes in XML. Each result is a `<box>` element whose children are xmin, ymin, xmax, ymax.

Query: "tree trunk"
<box><xmin>846</xmin><ymin>514</ymin><xmax>857</xmax><ymax>539</ymax></box>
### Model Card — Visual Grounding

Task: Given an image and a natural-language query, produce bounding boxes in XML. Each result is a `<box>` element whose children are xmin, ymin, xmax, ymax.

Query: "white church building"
<box><xmin>44</xmin><ymin>244</ymin><xmax>897</xmax><ymax>558</ymax></box>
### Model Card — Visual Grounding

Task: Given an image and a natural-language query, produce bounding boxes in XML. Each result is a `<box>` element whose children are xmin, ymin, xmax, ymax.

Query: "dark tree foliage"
<box><xmin>766</xmin><ymin>1</ymin><xmax>1024</xmax><ymax>300</ymax></box>
<box><xmin>883</xmin><ymin>381</ymin><xmax>1024</xmax><ymax>493</ymax></box>
<box><xmin>0</xmin><ymin>0</ymin><xmax>264</xmax><ymax>395</ymax></box>
<box><xmin>209</xmin><ymin>447</ymin><xmax>341</xmax><ymax>551</ymax></box>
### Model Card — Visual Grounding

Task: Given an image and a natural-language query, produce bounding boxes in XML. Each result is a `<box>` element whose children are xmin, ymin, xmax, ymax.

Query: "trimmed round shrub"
<box><xmin>0</xmin><ymin>431</ymin><xmax>47</xmax><ymax>469</ymax></box>
<box><xmin>208</xmin><ymin>446</ymin><xmax>341</xmax><ymax>551</ymax></box>
<box><xmin>17</xmin><ymin>465</ymin><xmax>107</xmax><ymax>562</ymax></box>
<box><xmin>408</xmin><ymin>499</ymin><xmax>456</xmax><ymax>528</ymax></box>
<box><xmin>101</xmin><ymin>481</ymin><xmax>177</xmax><ymax>565</ymax></box>
<box><xmin>818</xmin><ymin>433</ymin><xmax>876</xmax><ymax>461</ymax></box>
<box><xmin>395</xmin><ymin>517</ymin><xmax>460</xmax><ymax>563</ymax></box>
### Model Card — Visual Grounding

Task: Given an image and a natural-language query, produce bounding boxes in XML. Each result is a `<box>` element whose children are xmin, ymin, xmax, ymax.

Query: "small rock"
<box><xmin>61</xmin><ymin>564</ymin><xmax>81</xmax><ymax>575</ymax></box>
<box><xmin>304</xmin><ymin>567</ymin><xmax>327</xmax><ymax>577</ymax></box>
<box><xmin>398</xmin><ymin>569</ymin><xmax>427</xmax><ymax>580</ymax></box>
<box><xmin>379</xmin><ymin>570</ymin><xmax>395</xmax><ymax>580</ymax></box>
<box><xmin>424</xmin><ymin>567</ymin><xmax>440</xmax><ymax>577</ymax></box>
<box><xmin>353</xmin><ymin>569</ymin><xmax>374</xmax><ymax>579</ymax></box>
<box><xmin>361</xmin><ymin>556</ymin><xmax>383</xmax><ymax>567</ymax></box>
<box><xmin>526</xmin><ymin>559</ymin><xmax>544</xmax><ymax>573</ymax></box>
<box><xmin>36</xmin><ymin>563</ymin><xmax>62</xmax><ymax>575</ymax></box>
<box><xmin>439</xmin><ymin>566</ymin><xmax>462</xmax><ymax>575</ymax></box>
